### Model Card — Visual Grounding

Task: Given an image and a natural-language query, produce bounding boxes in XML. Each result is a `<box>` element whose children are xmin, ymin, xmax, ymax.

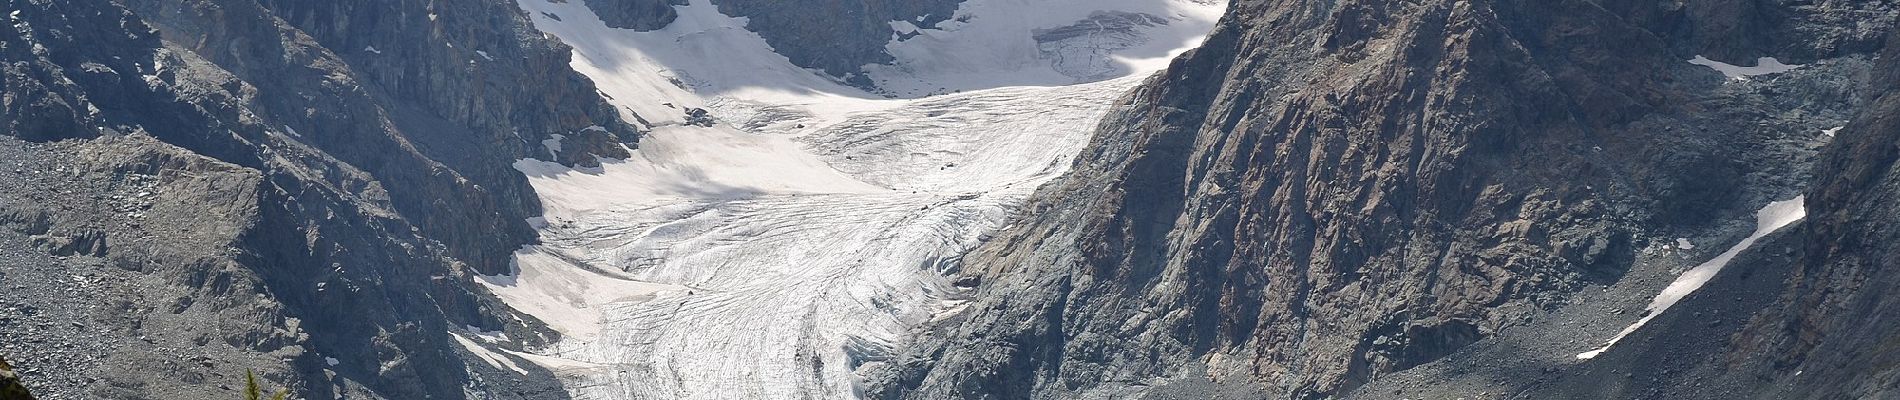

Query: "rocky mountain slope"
<box><xmin>1351</xmin><ymin>27</ymin><xmax>1900</xmax><ymax>400</ymax></box>
<box><xmin>867</xmin><ymin>0</ymin><xmax>1896</xmax><ymax>398</ymax></box>
<box><xmin>0</xmin><ymin>0</ymin><xmax>635</xmax><ymax>398</ymax></box>
<box><xmin>1734</xmin><ymin>30</ymin><xmax>1900</xmax><ymax>399</ymax></box>
<box><xmin>5</xmin><ymin>0</ymin><xmax>1898</xmax><ymax>398</ymax></box>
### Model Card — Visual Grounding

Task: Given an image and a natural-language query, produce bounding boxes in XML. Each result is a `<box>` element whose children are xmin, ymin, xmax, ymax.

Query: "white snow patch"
<box><xmin>464</xmin><ymin>325</ymin><xmax>508</xmax><ymax>343</ymax></box>
<box><xmin>1823</xmin><ymin>126</ymin><xmax>1843</xmax><ymax>138</ymax></box>
<box><xmin>1578</xmin><ymin>196</ymin><xmax>1805</xmax><ymax>359</ymax></box>
<box><xmin>325</xmin><ymin>357</ymin><xmax>340</xmax><ymax>367</ymax></box>
<box><xmin>1675</xmin><ymin>238</ymin><xmax>1695</xmax><ymax>250</ymax></box>
<box><xmin>452</xmin><ymin>332</ymin><xmax>529</xmax><ymax>374</ymax></box>
<box><xmin>890</xmin><ymin>20</ymin><xmax>920</xmax><ymax>35</ymax></box>
<box><xmin>476</xmin><ymin>50</ymin><xmax>495</xmax><ymax>61</ymax></box>
<box><xmin>364</xmin><ymin>46</ymin><xmax>382</xmax><ymax>54</ymax></box>
<box><xmin>1688</xmin><ymin>55</ymin><xmax>1800</xmax><ymax>79</ymax></box>
<box><xmin>540</xmin><ymin>134</ymin><xmax>564</xmax><ymax>159</ymax></box>
<box><xmin>282</xmin><ymin>125</ymin><xmax>302</xmax><ymax>138</ymax></box>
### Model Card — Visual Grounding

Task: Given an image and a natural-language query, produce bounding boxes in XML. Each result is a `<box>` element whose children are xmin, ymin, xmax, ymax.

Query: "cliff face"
<box><xmin>0</xmin><ymin>0</ymin><xmax>634</xmax><ymax>398</ymax></box>
<box><xmin>585</xmin><ymin>0</ymin><xmax>687</xmax><ymax>31</ymax></box>
<box><xmin>137</xmin><ymin>0</ymin><xmax>640</xmax><ymax>274</ymax></box>
<box><xmin>1347</xmin><ymin>27</ymin><xmax>1900</xmax><ymax>400</ymax></box>
<box><xmin>869</xmin><ymin>0</ymin><xmax>1890</xmax><ymax>398</ymax></box>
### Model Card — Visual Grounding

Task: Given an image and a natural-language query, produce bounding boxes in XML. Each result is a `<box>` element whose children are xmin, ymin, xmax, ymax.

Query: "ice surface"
<box><xmin>1577</xmin><ymin>197</ymin><xmax>1805</xmax><ymax>359</ymax></box>
<box><xmin>496</xmin><ymin>0</ymin><xmax>1223</xmax><ymax>398</ymax></box>
<box><xmin>1688</xmin><ymin>55</ymin><xmax>1800</xmax><ymax>79</ymax></box>
<box><xmin>865</xmin><ymin>0</ymin><xmax>1223</xmax><ymax>96</ymax></box>
<box><xmin>477</xmin><ymin>246</ymin><xmax>686</xmax><ymax>340</ymax></box>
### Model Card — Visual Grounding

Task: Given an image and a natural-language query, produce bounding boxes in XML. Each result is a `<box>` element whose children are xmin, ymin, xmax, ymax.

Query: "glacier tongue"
<box><xmin>498</xmin><ymin>0</ymin><xmax>1222</xmax><ymax>398</ymax></box>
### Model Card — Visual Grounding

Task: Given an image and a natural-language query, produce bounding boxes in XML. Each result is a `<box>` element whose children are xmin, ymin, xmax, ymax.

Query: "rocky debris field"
<box><xmin>0</xmin><ymin>137</ymin><xmax>300</xmax><ymax>399</ymax></box>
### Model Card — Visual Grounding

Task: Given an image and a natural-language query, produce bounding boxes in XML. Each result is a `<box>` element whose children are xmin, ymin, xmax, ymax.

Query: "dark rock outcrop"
<box><xmin>709</xmin><ymin>0</ymin><xmax>963</xmax><ymax>81</ymax></box>
<box><xmin>0</xmin><ymin>355</ymin><xmax>30</xmax><ymax>400</ymax></box>
<box><xmin>585</xmin><ymin>0</ymin><xmax>687</xmax><ymax>31</ymax></box>
<box><xmin>867</xmin><ymin>0</ymin><xmax>1889</xmax><ymax>398</ymax></box>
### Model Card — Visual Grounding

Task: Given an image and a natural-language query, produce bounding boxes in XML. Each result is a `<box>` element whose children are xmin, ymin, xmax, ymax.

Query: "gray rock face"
<box><xmin>0</xmin><ymin>0</ymin><xmax>635</xmax><ymax>398</ymax></box>
<box><xmin>708</xmin><ymin>0</ymin><xmax>963</xmax><ymax>82</ymax></box>
<box><xmin>585</xmin><ymin>0</ymin><xmax>687</xmax><ymax>31</ymax></box>
<box><xmin>866</xmin><ymin>0</ymin><xmax>1893</xmax><ymax>399</ymax></box>
<box><xmin>1349</xmin><ymin>30</ymin><xmax>1900</xmax><ymax>400</ymax></box>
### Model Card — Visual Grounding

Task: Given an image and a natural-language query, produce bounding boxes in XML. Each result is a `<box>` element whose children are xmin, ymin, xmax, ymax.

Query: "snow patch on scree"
<box><xmin>1689</xmin><ymin>55</ymin><xmax>1799</xmax><ymax>79</ymax></box>
<box><xmin>1578</xmin><ymin>196</ymin><xmax>1805</xmax><ymax>359</ymax></box>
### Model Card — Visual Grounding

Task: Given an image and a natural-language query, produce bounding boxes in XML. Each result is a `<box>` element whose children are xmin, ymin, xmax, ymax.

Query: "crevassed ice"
<box><xmin>476</xmin><ymin>0</ymin><xmax>1225</xmax><ymax>398</ymax></box>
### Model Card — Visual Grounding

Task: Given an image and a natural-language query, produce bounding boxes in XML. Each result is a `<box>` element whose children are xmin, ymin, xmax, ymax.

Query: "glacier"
<box><xmin>475</xmin><ymin>0</ymin><xmax>1225</xmax><ymax>398</ymax></box>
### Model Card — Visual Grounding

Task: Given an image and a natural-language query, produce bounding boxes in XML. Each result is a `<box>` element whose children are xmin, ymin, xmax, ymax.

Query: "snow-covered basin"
<box><xmin>1577</xmin><ymin>197</ymin><xmax>1806</xmax><ymax>359</ymax></box>
<box><xmin>479</xmin><ymin>0</ymin><xmax>1225</xmax><ymax>398</ymax></box>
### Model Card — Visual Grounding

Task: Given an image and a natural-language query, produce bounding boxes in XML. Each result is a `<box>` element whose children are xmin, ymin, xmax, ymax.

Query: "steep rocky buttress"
<box><xmin>868</xmin><ymin>0</ymin><xmax>1894</xmax><ymax>398</ymax></box>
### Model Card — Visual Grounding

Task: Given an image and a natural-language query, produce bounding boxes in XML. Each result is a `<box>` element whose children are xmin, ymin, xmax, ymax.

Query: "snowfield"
<box><xmin>483</xmin><ymin>0</ymin><xmax>1224</xmax><ymax>398</ymax></box>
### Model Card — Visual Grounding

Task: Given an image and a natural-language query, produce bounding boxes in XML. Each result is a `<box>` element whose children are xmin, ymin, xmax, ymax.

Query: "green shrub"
<box><xmin>243</xmin><ymin>370</ymin><xmax>288</xmax><ymax>400</ymax></box>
